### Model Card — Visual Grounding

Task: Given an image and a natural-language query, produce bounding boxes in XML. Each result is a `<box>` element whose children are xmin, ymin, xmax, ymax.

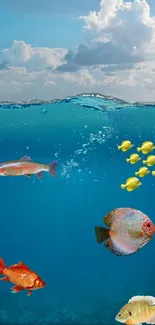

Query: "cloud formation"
<box><xmin>1</xmin><ymin>0</ymin><xmax>155</xmax><ymax>102</ymax></box>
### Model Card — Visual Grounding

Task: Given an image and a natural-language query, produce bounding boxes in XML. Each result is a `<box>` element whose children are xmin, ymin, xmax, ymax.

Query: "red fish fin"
<box><xmin>25</xmin><ymin>174</ymin><xmax>31</xmax><ymax>178</ymax></box>
<box><xmin>36</xmin><ymin>171</ymin><xmax>42</xmax><ymax>179</ymax></box>
<box><xmin>11</xmin><ymin>285</ymin><xmax>23</xmax><ymax>293</ymax></box>
<box><xmin>0</xmin><ymin>258</ymin><xmax>6</xmax><ymax>274</ymax></box>
<box><xmin>48</xmin><ymin>161</ymin><xmax>58</xmax><ymax>177</ymax></box>
<box><xmin>10</xmin><ymin>262</ymin><xmax>30</xmax><ymax>270</ymax></box>
<box><xmin>0</xmin><ymin>277</ymin><xmax>10</xmax><ymax>281</ymax></box>
<box><xmin>20</xmin><ymin>155</ymin><xmax>32</xmax><ymax>162</ymax></box>
<box><xmin>27</xmin><ymin>290</ymin><xmax>32</xmax><ymax>296</ymax></box>
<box><xmin>95</xmin><ymin>226</ymin><xmax>109</xmax><ymax>244</ymax></box>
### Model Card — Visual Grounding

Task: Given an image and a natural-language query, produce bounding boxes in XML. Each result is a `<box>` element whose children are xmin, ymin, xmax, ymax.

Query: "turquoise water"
<box><xmin>0</xmin><ymin>93</ymin><xmax>155</xmax><ymax>324</ymax></box>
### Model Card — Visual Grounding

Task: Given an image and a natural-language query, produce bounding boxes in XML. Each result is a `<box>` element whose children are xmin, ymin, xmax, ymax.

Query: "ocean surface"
<box><xmin>0</xmin><ymin>93</ymin><xmax>155</xmax><ymax>324</ymax></box>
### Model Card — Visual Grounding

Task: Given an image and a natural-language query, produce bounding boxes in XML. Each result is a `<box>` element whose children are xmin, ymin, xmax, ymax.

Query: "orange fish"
<box><xmin>0</xmin><ymin>258</ymin><xmax>46</xmax><ymax>296</ymax></box>
<box><xmin>95</xmin><ymin>208</ymin><xmax>155</xmax><ymax>256</ymax></box>
<box><xmin>0</xmin><ymin>155</ymin><xmax>58</xmax><ymax>179</ymax></box>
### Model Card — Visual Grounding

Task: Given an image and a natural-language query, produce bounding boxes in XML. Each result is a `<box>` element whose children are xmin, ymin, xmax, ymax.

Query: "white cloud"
<box><xmin>0</xmin><ymin>40</ymin><xmax>67</xmax><ymax>71</ymax></box>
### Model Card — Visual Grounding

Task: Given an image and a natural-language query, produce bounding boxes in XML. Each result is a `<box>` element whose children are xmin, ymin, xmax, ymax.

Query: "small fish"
<box><xmin>121</xmin><ymin>177</ymin><xmax>142</xmax><ymax>192</ymax></box>
<box><xmin>135</xmin><ymin>167</ymin><xmax>150</xmax><ymax>178</ymax></box>
<box><xmin>115</xmin><ymin>295</ymin><xmax>155</xmax><ymax>325</ymax></box>
<box><xmin>137</xmin><ymin>141</ymin><xmax>155</xmax><ymax>154</ymax></box>
<box><xmin>0</xmin><ymin>258</ymin><xmax>46</xmax><ymax>296</ymax></box>
<box><xmin>95</xmin><ymin>207</ymin><xmax>155</xmax><ymax>256</ymax></box>
<box><xmin>126</xmin><ymin>154</ymin><xmax>141</xmax><ymax>164</ymax></box>
<box><xmin>143</xmin><ymin>155</ymin><xmax>155</xmax><ymax>167</ymax></box>
<box><xmin>118</xmin><ymin>141</ymin><xmax>134</xmax><ymax>152</ymax></box>
<box><xmin>0</xmin><ymin>155</ymin><xmax>58</xmax><ymax>179</ymax></box>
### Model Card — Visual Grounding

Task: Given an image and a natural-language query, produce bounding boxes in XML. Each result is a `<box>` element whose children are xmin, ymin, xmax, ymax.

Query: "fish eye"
<box><xmin>128</xmin><ymin>311</ymin><xmax>132</xmax><ymax>316</ymax></box>
<box><xmin>118</xmin><ymin>314</ymin><xmax>121</xmax><ymax>317</ymax></box>
<box><xmin>147</xmin><ymin>222</ymin><xmax>151</xmax><ymax>228</ymax></box>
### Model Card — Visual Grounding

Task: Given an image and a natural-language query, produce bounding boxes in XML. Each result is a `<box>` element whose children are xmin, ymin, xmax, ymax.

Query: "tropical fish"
<box><xmin>135</xmin><ymin>167</ymin><xmax>150</xmax><ymax>178</ymax></box>
<box><xmin>143</xmin><ymin>155</ymin><xmax>155</xmax><ymax>167</ymax></box>
<box><xmin>0</xmin><ymin>258</ymin><xmax>46</xmax><ymax>296</ymax></box>
<box><xmin>95</xmin><ymin>207</ymin><xmax>155</xmax><ymax>256</ymax></box>
<box><xmin>115</xmin><ymin>295</ymin><xmax>155</xmax><ymax>325</ymax></box>
<box><xmin>0</xmin><ymin>155</ymin><xmax>58</xmax><ymax>179</ymax></box>
<box><xmin>137</xmin><ymin>141</ymin><xmax>155</xmax><ymax>155</ymax></box>
<box><xmin>126</xmin><ymin>154</ymin><xmax>141</xmax><ymax>164</ymax></box>
<box><xmin>121</xmin><ymin>177</ymin><xmax>142</xmax><ymax>192</ymax></box>
<box><xmin>118</xmin><ymin>141</ymin><xmax>134</xmax><ymax>152</ymax></box>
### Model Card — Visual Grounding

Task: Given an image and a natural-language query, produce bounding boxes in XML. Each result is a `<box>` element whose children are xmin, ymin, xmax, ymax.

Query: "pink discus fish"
<box><xmin>95</xmin><ymin>208</ymin><xmax>155</xmax><ymax>256</ymax></box>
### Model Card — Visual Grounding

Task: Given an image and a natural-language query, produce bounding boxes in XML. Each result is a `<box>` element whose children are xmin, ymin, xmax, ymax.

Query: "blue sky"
<box><xmin>0</xmin><ymin>0</ymin><xmax>155</xmax><ymax>102</ymax></box>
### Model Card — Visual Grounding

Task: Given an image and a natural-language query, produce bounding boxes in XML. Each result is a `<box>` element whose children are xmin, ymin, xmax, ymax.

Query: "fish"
<box><xmin>94</xmin><ymin>207</ymin><xmax>155</xmax><ymax>256</ymax></box>
<box><xmin>115</xmin><ymin>295</ymin><xmax>155</xmax><ymax>325</ymax></box>
<box><xmin>0</xmin><ymin>155</ymin><xmax>58</xmax><ymax>179</ymax></box>
<box><xmin>137</xmin><ymin>141</ymin><xmax>155</xmax><ymax>155</ymax></box>
<box><xmin>0</xmin><ymin>258</ymin><xmax>46</xmax><ymax>296</ymax></box>
<box><xmin>126</xmin><ymin>154</ymin><xmax>141</xmax><ymax>164</ymax></box>
<box><xmin>121</xmin><ymin>177</ymin><xmax>142</xmax><ymax>192</ymax></box>
<box><xmin>143</xmin><ymin>155</ymin><xmax>155</xmax><ymax>167</ymax></box>
<box><xmin>118</xmin><ymin>141</ymin><xmax>134</xmax><ymax>152</ymax></box>
<box><xmin>135</xmin><ymin>167</ymin><xmax>150</xmax><ymax>178</ymax></box>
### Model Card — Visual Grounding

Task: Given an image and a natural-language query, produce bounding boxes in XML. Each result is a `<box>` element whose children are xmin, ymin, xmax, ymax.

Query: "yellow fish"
<box><xmin>121</xmin><ymin>177</ymin><xmax>142</xmax><ymax>192</ymax></box>
<box><xmin>115</xmin><ymin>295</ymin><xmax>155</xmax><ymax>325</ymax></box>
<box><xmin>126</xmin><ymin>154</ymin><xmax>141</xmax><ymax>164</ymax></box>
<box><xmin>135</xmin><ymin>167</ymin><xmax>150</xmax><ymax>178</ymax></box>
<box><xmin>137</xmin><ymin>141</ymin><xmax>155</xmax><ymax>154</ymax></box>
<box><xmin>118</xmin><ymin>141</ymin><xmax>134</xmax><ymax>152</ymax></box>
<box><xmin>143</xmin><ymin>155</ymin><xmax>155</xmax><ymax>167</ymax></box>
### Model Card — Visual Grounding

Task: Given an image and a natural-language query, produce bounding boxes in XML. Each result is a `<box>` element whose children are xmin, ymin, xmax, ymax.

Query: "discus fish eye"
<box><xmin>128</xmin><ymin>311</ymin><xmax>132</xmax><ymax>316</ymax></box>
<box><xmin>146</xmin><ymin>222</ymin><xmax>151</xmax><ymax>228</ymax></box>
<box><xmin>118</xmin><ymin>314</ymin><xmax>121</xmax><ymax>317</ymax></box>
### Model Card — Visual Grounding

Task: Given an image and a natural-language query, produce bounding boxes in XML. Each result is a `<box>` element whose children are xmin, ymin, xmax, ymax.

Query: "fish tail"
<box><xmin>143</xmin><ymin>160</ymin><xmax>146</xmax><ymax>164</ymax></box>
<box><xmin>0</xmin><ymin>258</ymin><xmax>6</xmax><ymax>274</ymax></box>
<box><xmin>121</xmin><ymin>183</ymin><xmax>126</xmax><ymax>190</ymax></box>
<box><xmin>126</xmin><ymin>158</ymin><xmax>130</xmax><ymax>163</ymax></box>
<box><xmin>48</xmin><ymin>161</ymin><xmax>58</xmax><ymax>177</ymax></box>
<box><xmin>117</xmin><ymin>145</ymin><xmax>121</xmax><ymax>150</ymax></box>
<box><xmin>137</xmin><ymin>147</ymin><xmax>141</xmax><ymax>152</ymax></box>
<box><xmin>95</xmin><ymin>226</ymin><xmax>109</xmax><ymax>244</ymax></box>
<box><xmin>135</xmin><ymin>172</ymin><xmax>138</xmax><ymax>176</ymax></box>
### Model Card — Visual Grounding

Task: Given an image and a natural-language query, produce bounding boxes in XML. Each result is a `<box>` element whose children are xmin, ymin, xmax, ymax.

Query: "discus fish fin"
<box><xmin>137</xmin><ymin>147</ymin><xmax>142</xmax><ymax>152</ymax></box>
<box><xmin>11</xmin><ymin>285</ymin><xmax>23</xmax><ymax>293</ymax></box>
<box><xmin>48</xmin><ymin>160</ymin><xmax>58</xmax><ymax>177</ymax></box>
<box><xmin>25</xmin><ymin>174</ymin><xmax>31</xmax><ymax>178</ymax></box>
<box><xmin>118</xmin><ymin>145</ymin><xmax>122</xmax><ymax>150</ymax></box>
<box><xmin>27</xmin><ymin>290</ymin><xmax>32</xmax><ymax>296</ymax></box>
<box><xmin>121</xmin><ymin>183</ymin><xmax>126</xmax><ymax>190</ymax></box>
<box><xmin>128</xmin><ymin>296</ymin><xmax>155</xmax><ymax>305</ymax></box>
<box><xmin>95</xmin><ymin>226</ymin><xmax>109</xmax><ymax>244</ymax></box>
<box><xmin>36</xmin><ymin>171</ymin><xmax>42</xmax><ymax>179</ymax></box>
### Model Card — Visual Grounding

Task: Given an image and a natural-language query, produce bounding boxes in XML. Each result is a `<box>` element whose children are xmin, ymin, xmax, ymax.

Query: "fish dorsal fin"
<box><xmin>20</xmin><ymin>155</ymin><xmax>32</xmax><ymax>162</ymax></box>
<box><xmin>128</xmin><ymin>296</ymin><xmax>155</xmax><ymax>305</ymax></box>
<box><xmin>10</xmin><ymin>262</ymin><xmax>30</xmax><ymax>270</ymax></box>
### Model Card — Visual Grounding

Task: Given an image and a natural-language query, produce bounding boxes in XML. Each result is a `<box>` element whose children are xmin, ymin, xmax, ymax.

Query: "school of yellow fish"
<box><xmin>117</xmin><ymin>140</ymin><xmax>155</xmax><ymax>191</ymax></box>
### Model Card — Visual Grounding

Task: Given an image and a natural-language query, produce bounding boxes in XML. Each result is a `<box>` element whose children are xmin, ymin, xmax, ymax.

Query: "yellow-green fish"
<box><xmin>115</xmin><ymin>295</ymin><xmax>155</xmax><ymax>325</ymax></box>
<box><xmin>118</xmin><ymin>141</ymin><xmax>134</xmax><ymax>152</ymax></box>
<box><xmin>143</xmin><ymin>155</ymin><xmax>155</xmax><ymax>167</ymax></box>
<box><xmin>135</xmin><ymin>167</ymin><xmax>150</xmax><ymax>178</ymax></box>
<box><xmin>137</xmin><ymin>141</ymin><xmax>155</xmax><ymax>154</ymax></box>
<box><xmin>126</xmin><ymin>154</ymin><xmax>141</xmax><ymax>164</ymax></box>
<box><xmin>121</xmin><ymin>177</ymin><xmax>142</xmax><ymax>192</ymax></box>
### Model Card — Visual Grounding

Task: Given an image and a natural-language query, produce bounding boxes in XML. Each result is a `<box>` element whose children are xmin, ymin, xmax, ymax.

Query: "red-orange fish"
<box><xmin>0</xmin><ymin>258</ymin><xmax>46</xmax><ymax>296</ymax></box>
<box><xmin>0</xmin><ymin>155</ymin><xmax>58</xmax><ymax>179</ymax></box>
<box><xmin>95</xmin><ymin>208</ymin><xmax>155</xmax><ymax>256</ymax></box>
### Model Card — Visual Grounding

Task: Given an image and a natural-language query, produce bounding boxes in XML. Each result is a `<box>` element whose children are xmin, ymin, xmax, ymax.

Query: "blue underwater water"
<box><xmin>0</xmin><ymin>93</ymin><xmax>155</xmax><ymax>324</ymax></box>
